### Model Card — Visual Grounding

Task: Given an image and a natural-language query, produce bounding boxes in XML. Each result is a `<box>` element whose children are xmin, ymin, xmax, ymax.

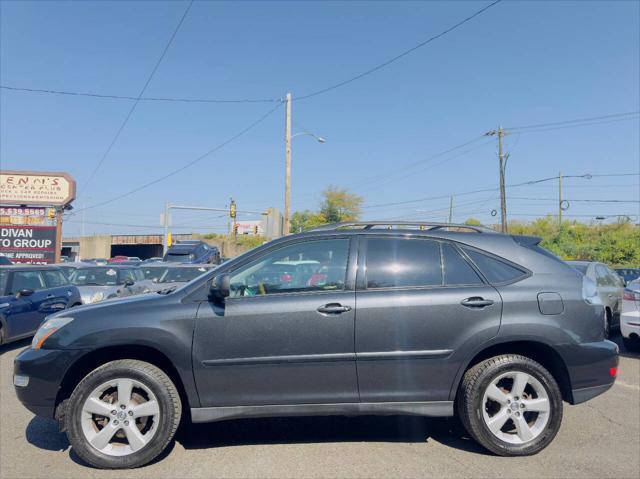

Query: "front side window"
<box><xmin>365</xmin><ymin>238</ymin><xmax>442</xmax><ymax>289</ymax></box>
<box><xmin>0</xmin><ymin>271</ymin><xmax>9</xmax><ymax>294</ymax></box>
<box><xmin>229</xmin><ymin>239</ymin><xmax>350</xmax><ymax>297</ymax></box>
<box><xmin>120</xmin><ymin>269</ymin><xmax>138</xmax><ymax>282</ymax></box>
<box><xmin>462</xmin><ymin>248</ymin><xmax>527</xmax><ymax>284</ymax></box>
<box><xmin>11</xmin><ymin>271</ymin><xmax>46</xmax><ymax>292</ymax></box>
<box><xmin>442</xmin><ymin>243</ymin><xmax>483</xmax><ymax>286</ymax></box>
<box><xmin>43</xmin><ymin>270</ymin><xmax>69</xmax><ymax>288</ymax></box>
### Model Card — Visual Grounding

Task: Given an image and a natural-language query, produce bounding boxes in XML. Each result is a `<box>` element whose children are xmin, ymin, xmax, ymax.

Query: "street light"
<box><xmin>283</xmin><ymin>92</ymin><xmax>326</xmax><ymax>235</ymax></box>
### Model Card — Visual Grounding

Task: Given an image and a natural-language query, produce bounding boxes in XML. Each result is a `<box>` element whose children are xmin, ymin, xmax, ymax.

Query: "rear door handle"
<box><xmin>317</xmin><ymin>303</ymin><xmax>351</xmax><ymax>315</ymax></box>
<box><xmin>461</xmin><ymin>297</ymin><xmax>494</xmax><ymax>308</ymax></box>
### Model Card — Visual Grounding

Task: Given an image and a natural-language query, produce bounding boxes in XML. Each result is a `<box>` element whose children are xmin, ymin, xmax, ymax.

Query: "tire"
<box><xmin>604</xmin><ymin>310</ymin><xmax>612</xmax><ymax>339</ymax></box>
<box><xmin>457</xmin><ymin>354</ymin><xmax>563</xmax><ymax>457</ymax></box>
<box><xmin>623</xmin><ymin>336</ymin><xmax>640</xmax><ymax>352</ymax></box>
<box><xmin>66</xmin><ymin>360</ymin><xmax>181</xmax><ymax>469</ymax></box>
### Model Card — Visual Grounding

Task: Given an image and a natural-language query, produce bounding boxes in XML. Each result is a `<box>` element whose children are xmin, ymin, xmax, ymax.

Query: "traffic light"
<box><xmin>253</xmin><ymin>225</ymin><xmax>259</xmax><ymax>235</ymax></box>
<box><xmin>229</xmin><ymin>200</ymin><xmax>237</xmax><ymax>219</ymax></box>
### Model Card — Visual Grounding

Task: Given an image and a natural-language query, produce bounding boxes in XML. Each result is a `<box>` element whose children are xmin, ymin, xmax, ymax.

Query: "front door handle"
<box><xmin>461</xmin><ymin>297</ymin><xmax>494</xmax><ymax>308</ymax></box>
<box><xmin>317</xmin><ymin>303</ymin><xmax>351</xmax><ymax>315</ymax></box>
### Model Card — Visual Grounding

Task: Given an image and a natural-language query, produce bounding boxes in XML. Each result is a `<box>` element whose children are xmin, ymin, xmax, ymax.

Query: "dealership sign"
<box><xmin>0</xmin><ymin>225</ymin><xmax>57</xmax><ymax>264</ymax></box>
<box><xmin>0</xmin><ymin>171</ymin><xmax>76</xmax><ymax>206</ymax></box>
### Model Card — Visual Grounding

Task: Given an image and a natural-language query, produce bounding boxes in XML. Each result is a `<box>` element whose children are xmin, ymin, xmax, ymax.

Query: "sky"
<box><xmin>0</xmin><ymin>0</ymin><xmax>638</xmax><ymax>237</ymax></box>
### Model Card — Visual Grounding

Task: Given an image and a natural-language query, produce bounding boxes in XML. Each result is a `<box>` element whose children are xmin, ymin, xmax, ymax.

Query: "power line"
<box><xmin>296</xmin><ymin>1</ymin><xmax>502</xmax><ymax>101</ymax></box>
<box><xmin>79</xmin><ymin>0</ymin><xmax>194</xmax><ymax>196</ymax></box>
<box><xmin>506</xmin><ymin>111</ymin><xmax>640</xmax><ymax>131</ymax></box>
<box><xmin>0</xmin><ymin>85</ymin><xmax>281</xmax><ymax>104</ymax></box>
<box><xmin>73</xmin><ymin>101</ymin><xmax>283</xmax><ymax>214</ymax></box>
<box><xmin>361</xmin><ymin>173</ymin><xmax>640</xmax><ymax>210</ymax></box>
<box><xmin>506</xmin><ymin>115</ymin><xmax>640</xmax><ymax>135</ymax></box>
<box><xmin>507</xmin><ymin>197</ymin><xmax>640</xmax><ymax>204</ymax></box>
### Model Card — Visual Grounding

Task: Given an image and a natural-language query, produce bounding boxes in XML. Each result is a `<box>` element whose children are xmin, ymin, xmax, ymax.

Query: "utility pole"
<box><xmin>558</xmin><ymin>171</ymin><xmax>563</xmax><ymax>228</ymax></box>
<box><xmin>283</xmin><ymin>92</ymin><xmax>292</xmax><ymax>235</ymax></box>
<box><xmin>448</xmin><ymin>196</ymin><xmax>454</xmax><ymax>223</ymax></box>
<box><xmin>163</xmin><ymin>202</ymin><xmax>169</xmax><ymax>254</ymax></box>
<box><xmin>485</xmin><ymin>127</ymin><xmax>508</xmax><ymax>233</ymax></box>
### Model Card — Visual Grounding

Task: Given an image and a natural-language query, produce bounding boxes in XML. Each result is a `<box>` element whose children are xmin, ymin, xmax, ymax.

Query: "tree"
<box><xmin>319</xmin><ymin>186</ymin><xmax>363</xmax><ymax>223</ymax></box>
<box><xmin>464</xmin><ymin>218</ymin><xmax>482</xmax><ymax>226</ymax></box>
<box><xmin>290</xmin><ymin>186</ymin><xmax>364</xmax><ymax>232</ymax></box>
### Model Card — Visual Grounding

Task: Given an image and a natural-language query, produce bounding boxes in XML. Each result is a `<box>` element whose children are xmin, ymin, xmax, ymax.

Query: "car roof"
<box><xmin>0</xmin><ymin>264</ymin><xmax>64</xmax><ymax>271</ymax></box>
<box><xmin>565</xmin><ymin>260</ymin><xmax>593</xmax><ymax>265</ymax></box>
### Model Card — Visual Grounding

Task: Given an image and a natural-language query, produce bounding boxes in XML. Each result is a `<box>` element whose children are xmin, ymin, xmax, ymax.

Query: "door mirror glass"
<box><xmin>17</xmin><ymin>288</ymin><xmax>34</xmax><ymax>297</ymax></box>
<box><xmin>123</xmin><ymin>278</ymin><xmax>135</xmax><ymax>287</ymax></box>
<box><xmin>210</xmin><ymin>274</ymin><xmax>230</xmax><ymax>300</ymax></box>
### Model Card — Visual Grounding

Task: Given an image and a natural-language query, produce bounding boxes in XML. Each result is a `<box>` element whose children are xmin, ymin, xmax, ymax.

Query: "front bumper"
<box><xmin>13</xmin><ymin>347</ymin><xmax>88</xmax><ymax>418</ymax></box>
<box><xmin>558</xmin><ymin>340</ymin><xmax>619</xmax><ymax>405</ymax></box>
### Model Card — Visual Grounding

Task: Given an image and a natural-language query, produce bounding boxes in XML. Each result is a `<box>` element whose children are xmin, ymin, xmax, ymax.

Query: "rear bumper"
<box><xmin>621</xmin><ymin>310</ymin><xmax>640</xmax><ymax>339</ymax></box>
<box><xmin>13</xmin><ymin>347</ymin><xmax>88</xmax><ymax>419</ymax></box>
<box><xmin>558</xmin><ymin>340</ymin><xmax>619</xmax><ymax>405</ymax></box>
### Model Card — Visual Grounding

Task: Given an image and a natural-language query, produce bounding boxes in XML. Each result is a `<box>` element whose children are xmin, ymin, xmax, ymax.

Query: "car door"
<box><xmin>595</xmin><ymin>264</ymin><xmax>617</xmax><ymax>313</ymax></box>
<box><xmin>41</xmin><ymin>269</ymin><xmax>75</xmax><ymax>311</ymax></box>
<box><xmin>5</xmin><ymin>270</ymin><xmax>50</xmax><ymax>338</ymax></box>
<box><xmin>193</xmin><ymin>236</ymin><xmax>358</xmax><ymax>407</ymax></box>
<box><xmin>354</xmin><ymin>236</ymin><xmax>503</xmax><ymax>402</ymax></box>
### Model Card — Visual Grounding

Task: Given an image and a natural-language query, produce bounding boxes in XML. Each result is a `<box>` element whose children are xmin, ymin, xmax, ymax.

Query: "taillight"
<box><xmin>609</xmin><ymin>367</ymin><xmax>618</xmax><ymax>378</ymax></box>
<box><xmin>623</xmin><ymin>289</ymin><xmax>639</xmax><ymax>301</ymax></box>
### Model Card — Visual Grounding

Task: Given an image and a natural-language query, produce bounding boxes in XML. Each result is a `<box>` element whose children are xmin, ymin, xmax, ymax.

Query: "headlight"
<box><xmin>90</xmin><ymin>292</ymin><xmax>105</xmax><ymax>303</ymax></box>
<box><xmin>32</xmin><ymin>316</ymin><xmax>75</xmax><ymax>349</ymax></box>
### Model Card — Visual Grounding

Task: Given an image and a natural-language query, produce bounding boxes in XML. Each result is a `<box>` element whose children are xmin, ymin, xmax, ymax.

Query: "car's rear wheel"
<box><xmin>66</xmin><ymin>360</ymin><xmax>181</xmax><ymax>469</ymax></box>
<box><xmin>457</xmin><ymin>354</ymin><xmax>563</xmax><ymax>456</ymax></box>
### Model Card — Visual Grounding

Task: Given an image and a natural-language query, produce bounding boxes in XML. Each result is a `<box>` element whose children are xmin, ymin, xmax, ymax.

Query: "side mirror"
<box><xmin>209</xmin><ymin>274</ymin><xmax>230</xmax><ymax>301</ymax></box>
<box><xmin>124</xmin><ymin>279</ymin><xmax>135</xmax><ymax>287</ymax></box>
<box><xmin>16</xmin><ymin>289</ymin><xmax>34</xmax><ymax>298</ymax></box>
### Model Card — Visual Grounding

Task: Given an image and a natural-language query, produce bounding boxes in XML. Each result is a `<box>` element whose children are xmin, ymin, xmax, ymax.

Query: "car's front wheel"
<box><xmin>457</xmin><ymin>354</ymin><xmax>563</xmax><ymax>456</ymax></box>
<box><xmin>66</xmin><ymin>360</ymin><xmax>181</xmax><ymax>469</ymax></box>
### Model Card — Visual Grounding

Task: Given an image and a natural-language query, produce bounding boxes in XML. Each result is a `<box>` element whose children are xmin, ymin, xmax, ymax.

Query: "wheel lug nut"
<box><xmin>515</xmin><ymin>412</ymin><xmax>520</xmax><ymax>417</ymax></box>
<box><xmin>128</xmin><ymin>411</ymin><xmax>134</xmax><ymax>416</ymax></box>
<box><xmin>520</xmin><ymin>404</ymin><xmax>525</xmax><ymax>408</ymax></box>
<box><xmin>124</xmin><ymin>421</ymin><xmax>129</xmax><ymax>426</ymax></box>
<box><xmin>120</xmin><ymin>404</ymin><xmax>126</xmax><ymax>410</ymax></box>
<box><xmin>111</xmin><ymin>410</ymin><xmax>116</xmax><ymax>415</ymax></box>
<box><xmin>113</xmin><ymin>420</ymin><xmax>119</xmax><ymax>425</ymax></box>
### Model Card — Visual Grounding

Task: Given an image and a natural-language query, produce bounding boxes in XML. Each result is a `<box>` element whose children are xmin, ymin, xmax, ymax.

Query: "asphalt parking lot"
<box><xmin>0</xmin><ymin>336</ymin><xmax>638</xmax><ymax>479</ymax></box>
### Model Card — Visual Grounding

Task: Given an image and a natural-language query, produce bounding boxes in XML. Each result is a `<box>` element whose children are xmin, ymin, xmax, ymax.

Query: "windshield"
<box><xmin>164</xmin><ymin>252</ymin><xmax>195</xmax><ymax>262</ymax></box>
<box><xmin>69</xmin><ymin>267</ymin><xmax>122</xmax><ymax>286</ymax></box>
<box><xmin>142</xmin><ymin>266</ymin><xmax>168</xmax><ymax>281</ymax></box>
<box><xmin>159</xmin><ymin>267</ymin><xmax>209</xmax><ymax>283</ymax></box>
<box><xmin>570</xmin><ymin>264</ymin><xmax>589</xmax><ymax>274</ymax></box>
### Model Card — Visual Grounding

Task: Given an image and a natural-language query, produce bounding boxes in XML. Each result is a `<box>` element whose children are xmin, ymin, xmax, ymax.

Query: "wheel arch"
<box><xmin>55</xmin><ymin>345</ymin><xmax>192</xmax><ymax>425</ymax></box>
<box><xmin>450</xmin><ymin>339</ymin><xmax>573</xmax><ymax>404</ymax></box>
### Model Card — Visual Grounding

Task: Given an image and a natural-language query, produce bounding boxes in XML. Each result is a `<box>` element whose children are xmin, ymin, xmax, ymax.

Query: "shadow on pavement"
<box><xmin>0</xmin><ymin>338</ymin><xmax>30</xmax><ymax>356</ymax></box>
<box><xmin>176</xmin><ymin>415</ymin><xmax>486</xmax><ymax>455</ymax></box>
<box><xmin>610</xmin><ymin>332</ymin><xmax>640</xmax><ymax>359</ymax></box>
<box><xmin>26</xmin><ymin>417</ymin><xmax>69</xmax><ymax>452</ymax></box>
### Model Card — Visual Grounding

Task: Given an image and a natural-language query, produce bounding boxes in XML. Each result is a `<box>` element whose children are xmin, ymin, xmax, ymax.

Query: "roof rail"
<box><xmin>308</xmin><ymin>221</ymin><xmax>496</xmax><ymax>233</ymax></box>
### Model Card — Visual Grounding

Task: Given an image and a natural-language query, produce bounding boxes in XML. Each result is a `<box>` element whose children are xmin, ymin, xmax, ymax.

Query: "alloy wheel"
<box><xmin>481</xmin><ymin>371</ymin><xmax>550</xmax><ymax>445</ymax></box>
<box><xmin>80</xmin><ymin>378</ymin><xmax>160</xmax><ymax>456</ymax></box>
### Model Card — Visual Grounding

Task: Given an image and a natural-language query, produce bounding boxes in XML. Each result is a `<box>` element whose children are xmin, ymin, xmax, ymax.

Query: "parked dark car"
<box><xmin>14</xmin><ymin>222</ymin><xmax>617</xmax><ymax>469</ymax></box>
<box><xmin>163</xmin><ymin>240</ymin><xmax>220</xmax><ymax>264</ymax></box>
<box><xmin>0</xmin><ymin>265</ymin><xmax>82</xmax><ymax>345</ymax></box>
<box><xmin>0</xmin><ymin>255</ymin><xmax>13</xmax><ymax>265</ymax></box>
<box><xmin>615</xmin><ymin>268</ymin><xmax>640</xmax><ymax>285</ymax></box>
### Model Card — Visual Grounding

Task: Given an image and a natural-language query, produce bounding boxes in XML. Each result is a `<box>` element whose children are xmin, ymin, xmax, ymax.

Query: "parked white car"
<box><xmin>621</xmin><ymin>280</ymin><xmax>640</xmax><ymax>351</ymax></box>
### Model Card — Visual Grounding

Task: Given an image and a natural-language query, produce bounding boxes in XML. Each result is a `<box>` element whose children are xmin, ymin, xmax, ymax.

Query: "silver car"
<box><xmin>146</xmin><ymin>264</ymin><xmax>215</xmax><ymax>292</ymax></box>
<box><xmin>567</xmin><ymin>260</ymin><xmax>624</xmax><ymax>337</ymax></box>
<box><xmin>68</xmin><ymin>265</ymin><xmax>154</xmax><ymax>304</ymax></box>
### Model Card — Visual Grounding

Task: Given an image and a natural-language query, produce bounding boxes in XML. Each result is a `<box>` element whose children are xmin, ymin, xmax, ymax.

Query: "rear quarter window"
<box><xmin>462</xmin><ymin>247</ymin><xmax>528</xmax><ymax>284</ymax></box>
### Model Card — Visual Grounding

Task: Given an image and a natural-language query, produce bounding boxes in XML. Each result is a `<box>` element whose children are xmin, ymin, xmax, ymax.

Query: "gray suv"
<box><xmin>14</xmin><ymin>222</ymin><xmax>618</xmax><ymax>469</ymax></box>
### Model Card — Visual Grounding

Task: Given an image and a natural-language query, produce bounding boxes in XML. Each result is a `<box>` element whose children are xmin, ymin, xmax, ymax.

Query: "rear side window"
<box><xmin>441</xmin><ymin>243</ymin><xmax>483</xmax><ymax>286</ymax></box>
<box><xmin>11</xmin><ymin>271</ymin><xmax>46</xmax><ymax>293</ymax></box>
<box><xmin>462</xmin><ymin>248</ymin><xmax>527</xmax><ymax>284</ymax></box>
<box><xmin>0</xmin><ymin>271</ymin><xmax>8</xmax><ymax>294</ymax></box>
<box><xmin>365</xmin><ymin>238</ymin><xmax>442</xmax><ymax>289</ymax></box>
<box><xmin>42</xmin><ymin>270</ymin><xmax>69</xmax><ymax>287</ymax></box>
